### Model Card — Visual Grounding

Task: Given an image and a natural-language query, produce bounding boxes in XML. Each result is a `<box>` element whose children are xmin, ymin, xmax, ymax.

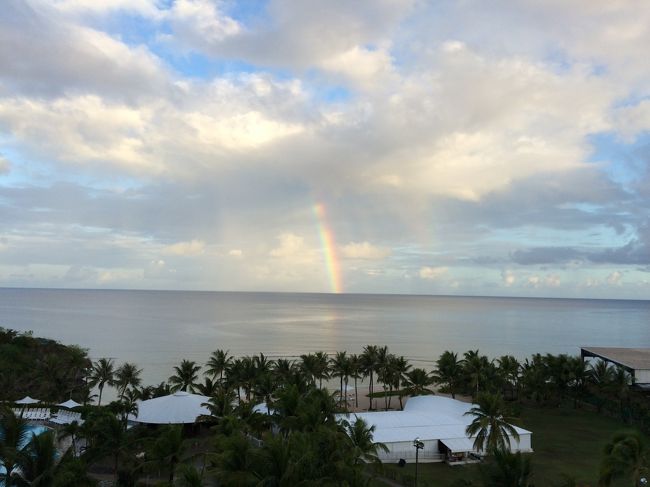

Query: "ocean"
<box><xmin>1</xmin><ymin>288</ymin><xmax>649</xmax><ymax>388</ymax></box>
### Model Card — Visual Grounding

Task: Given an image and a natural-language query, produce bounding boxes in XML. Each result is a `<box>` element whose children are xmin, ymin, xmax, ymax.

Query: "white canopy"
<box><xmin>57</xmin><ymin>399</ymin><xmax>82</xmax><ymax>409</ymax></box>
<box><xmin>130</xmin><ymin>391</ymin><xmax>210</xmax><ymax>424</ymax></box>
<box><xmin>15</xmin><ymin>396</ymin><xmax>39</xmax><ymax>404</ymax></box>
<box><xmin>440</xmin><ymin>437</ymin><xmax>477</xmax><ymax>453</ymax></box>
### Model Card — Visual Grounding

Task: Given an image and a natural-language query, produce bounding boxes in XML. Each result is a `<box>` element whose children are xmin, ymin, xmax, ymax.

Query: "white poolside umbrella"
<box><xmin>15</xmin><ymin>396</ymin><xmax>40</xmax><ymax>405</ymax></box>
<box><xmin>129</xmin><ymin>391</ymin><xmax>210</xmax><ymax>424</ymax></box>
<box><xmin>57</xmin><ymin>399</ymin><xmax>82</xmax><ymax>409</ymax></box>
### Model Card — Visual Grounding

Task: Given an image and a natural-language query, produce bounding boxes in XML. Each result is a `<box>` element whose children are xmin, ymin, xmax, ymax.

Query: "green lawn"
<box><xmin>378</xmin><ymin>405</ymin><xmax>633</xmax><ymax>487</ymax></box>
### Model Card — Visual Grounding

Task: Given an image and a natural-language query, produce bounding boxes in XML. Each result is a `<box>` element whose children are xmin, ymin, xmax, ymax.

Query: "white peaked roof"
<box><xmin>130</xmin><ymin>391</ymin><xmax>210</xmax><ymax>424</ymax></box>
<box><xmin>15</xmin><ymin>396</ymin><xmax>40</xmax><ymax>404</ymax></box>
<box><xmin>58</xmin><ymin>399</ymin><xmax>82</xmax><ymax>409</ymax></box>
<box><xmin>337</xmin><ymin>395</ymin><xmax>530</xmax><ymax>445</ymax></box>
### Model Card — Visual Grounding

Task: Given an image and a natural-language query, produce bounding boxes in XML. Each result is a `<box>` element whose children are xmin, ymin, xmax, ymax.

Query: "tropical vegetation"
<box><xmin>2</xmin><ymin>326</ymin><xmax>650</xmax><ymax>486</ymax></box>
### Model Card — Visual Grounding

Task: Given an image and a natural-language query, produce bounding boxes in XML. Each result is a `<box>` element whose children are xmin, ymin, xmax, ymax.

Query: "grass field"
<box><xmin>378</xmin><ymin>405</ymin><xmax>633</xmax><ymax>486</ymax></box>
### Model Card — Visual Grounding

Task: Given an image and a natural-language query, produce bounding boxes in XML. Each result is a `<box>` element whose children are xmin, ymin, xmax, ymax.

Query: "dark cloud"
<box><xmin>510</xmin><ymin>247</ymin><xmax>584</xmax><ymax>265</ymax></box>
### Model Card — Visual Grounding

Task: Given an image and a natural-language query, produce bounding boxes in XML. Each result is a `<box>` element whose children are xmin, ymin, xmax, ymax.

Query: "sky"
<box><xmin>1</xmin><ymin>0</ymin><xmax>649</xmax><ymax>299</ymax></box>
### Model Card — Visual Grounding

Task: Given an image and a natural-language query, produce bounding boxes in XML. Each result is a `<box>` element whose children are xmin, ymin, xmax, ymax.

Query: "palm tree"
<box><xmin>390</xmin><ymin>355</ymin><xmax>411</xmax><ymax>410</ymax></box>
<box><xmin>330</xmin><ymin>351</ymin><xmax>349</xmax><ymax>407</ymax></box>
<box><xmin>343</xmin><ymin>417</ymin><xmax>389</xmax><ymax>465</ymax></box>
<box><xmin>273</xmin><ymin>358</ymin><xmax>295</xmax><ymax>385</ymax></box>
<box><xmin>496</xmin><ymin>355</ymin><xmax>520</xmax><ymax>401</ymax></box>
<box><xmin>480</xmin><ymin>448</ymin><xmax>533</xmax><ymax>487</ymax></box>
<box><xmin>210</xmin><ymin>432</ymin><xmax>259</xmax><ymax>486</ymax></box>
<box><xmin>88</xmin><ymin>358</ymin><xmax>115</xmax><ymax>407</ymax></box>
<box><xmin>375</xmin><ymin>347</ymin><xmax>392</xmax><ymax>410</ymax></box>
<box><xmin>568</xmin><ymin>356</ymin><xmax>591</xmax><ymax>409</ymax></box>
<box><xmin>206</xmin><ymin>349</ymin><xmax>232</xmax><ymax>382</ymax></box>
<box><xmin>89</xmin><ymin>413</ymin><xmax>131</xmax><ymax>481</ymax></box>
<box><xmin>253</xmin><ymin>372</ymin><xmax>275</xmax><ymax>410</ymax></box>
<box><xmin>0</xmin><ymin>408</ymin><xmax>31</xmax><ymax>484</ymax></box>
<box><xmin>14</xmin><ymin>429</ymin><xmax>58</xmax><ymax>487</ymax></box>
<box><xmin>65</xmin><ymin>345</ymin><xmax>90</xmax><ymax>400</ymax></box>
<box><xmin>545</xmin><ymin>353</ymin><xmax>573</xmax><ymax>401</ymax></box>
<box><xmin>590</xmin><ymin>359</ymin><xmax>613</xmax><ymax>413</ymax></box>
<box><xmin>599</xmin><ymin>430</ymin><xmax>649</xmax><ymax>486</ymax></box>
<box><xmin>610</xmin><ymin>366</ymin><xmax>632</xmax><ymax>419</ymax></box>
<box><xmin>521</xmin><ymin>354</ymin><xmax>550</xmax><ymax>403</ymax></box>
<box><xmin>255</xmin><ymin>433</ymin><xmax>295</xmax><ymax>485</ymax></box>
<box><xmin>148</xmin><ymin>425</ymin><xmax>187</xmax><ymax>484</ymax></box>
<box><xmin>313</xmin><ymin>352</ymin><xmax>330</xmax><ymax>389</ymax></box>
<box><xmin>349</xmin><ymin>354</ymin><xmax>362</xmax><ymax>408</ymax></box>
<box><xmin>360</xmin><ymin>345</ymin><xmax>379</xmax><ymax>410</ymax></box>
<box><xmin>300</xmin><ymin>353</ymin><xmax>319</xmax><ymax>387</ymax></box>
<box><xmin>464</xmin><ymin>350</ymin><xmax>491</xmax><ymax>397</ymax></box>
<box><xmin>114</xmin><ymin>362</ymin><xmax>142</xmax><ymax>400</ymax></box>
<box><xmin>240</xmin><ymin>356</ymin><xmax>258</xmax><ymax>402</ymax></box>
<box><xmin>464</xmin><ymin>392</ymin><xmax>520</xmax><ymax>453</ymax></box>
<box><xmin>58</xmin><ymin>420</ymin><xmax>82</xmax><ymax>458</ymax></box>
<box><xmin>434</xmin><ymin>351</ymin><xmax>464</xmax><ymax>399</ymax></box>
<box><xmin>177</xmin><ymin>464</ymin><xmax>204</xmax><ymax>487</ymax></box>
<box><xmin>405</xmin><ymin>368</ymin><xmax>435</xmax><ymax>396</ymax></box>
<box><xmin>169</xmin><ymin>359</ymin><xmax>201</xmax><ymax>392</ymax></box>
<box><xmin>194</xmin><ymin>377</ymin><xmax>219</xmax><ymax>397</ymax></box>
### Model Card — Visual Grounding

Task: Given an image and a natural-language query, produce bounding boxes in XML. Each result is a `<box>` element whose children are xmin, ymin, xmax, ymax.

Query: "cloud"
<box><xmin>502</xmin><ymin>270</ymin><xmax>516</xmax><ymax>287</ymax></box>
<box><xmin>419</xmin><ymin>266</ymin><xmax>448</xmax><ymax>280</ymax></box>
<box><xmin>511</xmin><ymin>247</ymin><xmax>584</xmax><ymax>265</ymax></box>
<box><xmin>0</xmin><ymin>155</ymin><xmax>9</xmax><ymax>174</ymax></box>
<box><xmin>1</xmin><ymin>0</ymin><xmax>650</xmax><ymax>296</ymax></box>
<box><xmin>162</xmin><ymin>240</ymin><xmax>205</xmax><ymax>256</ymax></box>
<box><xmin>606</xmin><ymin>270</ymin><xmax>623</xmax><ymax>286</ymax></box>
<box><xmin>340</xmin><ymin>242</ymin><xmax>391</xmax><ymax>260</ymax></box>
<box><xmin>270</xmin><ymin>233</ymin><xmax>310</xmax><ymax>259</ymax></box>
<box><xmin>526</xmin><ymin>274</ymin><xmax>561</xmax><ymax>288</ymax></box>
<box><xmin>0</xmin><ymin>1</ymin><xmax>168</xmax><ymax>100</ymax></box>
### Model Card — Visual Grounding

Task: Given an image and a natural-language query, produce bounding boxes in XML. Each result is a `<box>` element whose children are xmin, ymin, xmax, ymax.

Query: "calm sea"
<box><xmin>1</xmin><ymin>288</ymin><xmax>649</xmax><ymax>388</ymax></box>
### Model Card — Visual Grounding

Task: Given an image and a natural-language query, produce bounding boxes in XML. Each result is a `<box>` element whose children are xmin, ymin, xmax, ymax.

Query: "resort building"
<box><xmin>581</xmin><ymin>347</ymin><xmax>650</xmax><ymax>387</ymax></box>
<box><xmin>337</xmin><ymin>395</ymin><xmax>532</xmax><ymax>464</ymax></box>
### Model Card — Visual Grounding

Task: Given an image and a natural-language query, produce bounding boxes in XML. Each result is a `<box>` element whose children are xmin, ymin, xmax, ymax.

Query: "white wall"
<box><xmin>635</xmin><ymin>369</ymin><xmax>650</xmax><ymax>384</ymax></box>
<box><xmin>379</xmin><ymin>439</ymin><xmax>444</xmax><ymax>463</ymax></box>
<box><xmin>378</xmin><ymin>434</ymin><xmax>533</xmax><ymax>463</ymax></box>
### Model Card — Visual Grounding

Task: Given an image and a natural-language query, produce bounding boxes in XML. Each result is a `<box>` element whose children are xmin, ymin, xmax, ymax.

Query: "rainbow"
<box><xmin>313</xmin><ymin>203</ymin><xmax>343</xmax><ymax>294</ymax></box>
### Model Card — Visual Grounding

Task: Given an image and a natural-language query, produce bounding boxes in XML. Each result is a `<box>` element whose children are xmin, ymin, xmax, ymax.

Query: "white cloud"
<box><xmin>162</xmin><ymin>240</ymin><xmax>205</xmax><ymax>256</ymax></box>
<box><xmin>167</xmin><ymin>0</ymin><xmax>241</xmax><ymax>48</ymax></box>
<box><xmin>270</xmin><ymin>233</ymin><xmax>308</xmax><ymax>259</ymax></box>
<box><xmin>419</xmin><ymin>266</ymin><xmax>448</xmax><ymax>280</ymax></box>
<box><xmin>606</xmin><ymin>271</ymin><xmax>623</xmax><ymax>286</ymax></box>
<box><xmin>1</xmin><ymin>0</ymin><xmax>650</xmax><ymax>296</ymax></box>
<box><xmin>502</xmin><ymin>270</ymin><xmax>516</xmax><ymax>287</ymax></box>
<box><xmin>340</xmin><ymin>242</ymin><xmax>391</xmax><ymax>260</ymax></box>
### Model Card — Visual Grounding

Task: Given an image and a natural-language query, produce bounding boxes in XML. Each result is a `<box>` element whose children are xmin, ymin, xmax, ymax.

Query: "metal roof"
<box><xmin>336</xmin><ymin>395</ymin><xmax>530</xmax><ymax>445</ymax></box>
<box><xmin>581</xmin><ymin>347</ymin><xmax>650</xmax><ymax>371</ymax></box>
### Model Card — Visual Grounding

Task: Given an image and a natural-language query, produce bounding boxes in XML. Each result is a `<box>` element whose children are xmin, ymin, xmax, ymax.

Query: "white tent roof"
<box><xmin>57</xmin><ymin>399</ymin><xmax>82</xmax><ymax>409</ymax></box>
<box><xmin>440</xmin><ymin>437</ymin><xmax>477</xmax><ymax>453</ymax></box>
<box><xmin>130</xmin><ymin>391</ymin><xmax>210</xmax><ymax>424</ymax></box>
<box><xmin>337</xmin><ymin>395</ymin><xmax>530</xmax><ymax>445</ymax></box>
<box><xmin>15</xmin><ymin>396</ymin><xmax>39</xmax><ymax>404</ymax></box>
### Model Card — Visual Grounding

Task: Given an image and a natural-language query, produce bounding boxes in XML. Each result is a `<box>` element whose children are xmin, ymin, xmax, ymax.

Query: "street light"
<box><xmin>413</xmin><ymin>437</ymin><xmax>424</xmax><ymax>486</ymax></box>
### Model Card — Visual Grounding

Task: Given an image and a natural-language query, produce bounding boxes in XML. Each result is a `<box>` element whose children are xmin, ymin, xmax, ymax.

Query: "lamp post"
<box><xmin>413</xmin><ymin>437</ymin><xmax>424</xmax><ymax>486</ymax></box>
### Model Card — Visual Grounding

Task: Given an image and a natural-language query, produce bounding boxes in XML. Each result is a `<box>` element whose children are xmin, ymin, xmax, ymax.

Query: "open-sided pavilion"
<box><xmin>581</xmin><ymin>347</ymin><xmax>650</xmax><ymax>385</ymax></box>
